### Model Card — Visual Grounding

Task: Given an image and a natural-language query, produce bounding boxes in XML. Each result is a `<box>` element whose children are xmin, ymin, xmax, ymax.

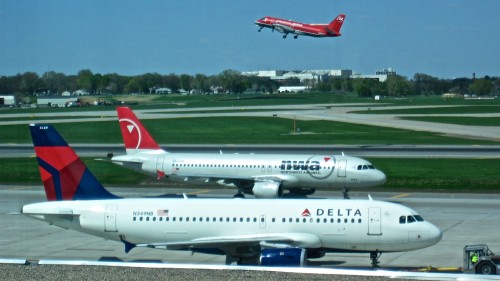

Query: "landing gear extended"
<box><xmin>343</xmin><ymin>187</ymin><xmax>350</xmax><ymax>199</ymax></box>
<box><xmin>370</xmin><ymin>251</ymin><xmax>381</xmax><ymax>267</ymax></box>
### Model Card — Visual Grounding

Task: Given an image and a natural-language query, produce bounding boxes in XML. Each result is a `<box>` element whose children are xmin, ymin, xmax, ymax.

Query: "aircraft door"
<box><xmin>368</xmin><ymin>207</ymin><xmax>382</xmax><ymax>235</ymax></box>
<box><xmin>259</xmin><ymin>215</ymin><xmax>266</xmax><ymax>229</ymax></box>
<box><xmin>104</xmin><ymin>205</ymin><xmax>118</xmax><ymax>232</ymax></box>
<box><xmin>267</xmin><ymin>164</ymin><xmax>272</xmax><ymax>172</ymax></box>
<box><xmin>157</xmin><ymin>155</ymin><xmax>165</xmax><ymax>173</ymax></box>
<box><xmin>337</xmin><ymin>159</ymin><xmax>347</xmax><ymax>177</ymax></box>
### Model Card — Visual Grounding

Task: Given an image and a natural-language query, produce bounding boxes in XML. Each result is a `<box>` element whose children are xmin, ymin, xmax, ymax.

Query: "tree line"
<box><xmin>1</xmin><ymin>69</ymin><xmax>498</xmax><ymax>100</ymax></box>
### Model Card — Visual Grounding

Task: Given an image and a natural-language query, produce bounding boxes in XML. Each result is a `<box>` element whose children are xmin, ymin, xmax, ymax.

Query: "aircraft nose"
<box><xmin>427</xmin><ymin>223</ymin><xmax>443</xmax><ymax>246</ymax></box>
<box><xmin>373</xmin><ymin>170</ymin><xmax>387</xmax><ymax>186</ymax></box>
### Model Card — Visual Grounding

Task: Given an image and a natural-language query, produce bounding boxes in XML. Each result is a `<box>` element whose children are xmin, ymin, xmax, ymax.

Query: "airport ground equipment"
<box><xmin>464</xmin><ymin>244</ymin><xmax>500</xmax><ymax>275</ymax></box>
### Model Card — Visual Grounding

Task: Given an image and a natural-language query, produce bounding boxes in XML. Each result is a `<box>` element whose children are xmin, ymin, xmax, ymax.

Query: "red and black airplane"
<box><xmin>255</xmin><ymin>14</ymin><xmax>345</xmax><ymax>39</ymax></box>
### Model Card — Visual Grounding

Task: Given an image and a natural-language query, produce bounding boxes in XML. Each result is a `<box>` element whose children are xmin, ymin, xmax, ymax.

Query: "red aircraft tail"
<box><xmin>327</xmin><ymin>14</ymin><xmax>346</xmax><ymax>36</ymax></box>
<box><xmin>116</xmin><ymin>107</ymin><xmax>162</xmax><ymax>154</ymax></box>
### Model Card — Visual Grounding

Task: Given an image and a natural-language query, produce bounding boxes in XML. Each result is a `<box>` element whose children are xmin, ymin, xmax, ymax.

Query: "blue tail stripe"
<box><xmin>36</xmin><ymin>157</ymin><xmax>64</xmax><ymax>200</ymax></box>
<box><xmin>30</xmin><ymin>124</ymin><xmax>69</xmax><ymax>147</ymax></box>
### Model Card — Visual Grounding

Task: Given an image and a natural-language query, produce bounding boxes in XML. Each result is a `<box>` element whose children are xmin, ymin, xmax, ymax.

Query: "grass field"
<box><xmin>400</xmin><ymin>116</ymin><xmax>500</xmax><ymax>127</ymax></box>
<box><xmin>3</xmin><ymin>157</ymin><xmax>499</xmax><ymax>193</ymax></box>
<box><xmin>1</xmin><ymin>117</ymin><xmax>497</xmax><ymax>145</ymax></box>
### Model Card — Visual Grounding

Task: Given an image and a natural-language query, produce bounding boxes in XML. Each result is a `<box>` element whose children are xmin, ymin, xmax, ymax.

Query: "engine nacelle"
<box><xmin>252</xmin><ymin>181</ymin><xmax>282</xmax><ymax>198</ymax></box>
<box><xmin>260</xmin><ymin>248</ymin><xmax>307</xmax><ymax>267</ymax></box>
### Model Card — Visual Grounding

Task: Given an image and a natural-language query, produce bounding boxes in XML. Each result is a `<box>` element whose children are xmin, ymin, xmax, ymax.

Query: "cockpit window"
<box><xmin>357</xmin><ymin>164</ymin><xmax>376</xmax><ymax>170</ymax></box>
<box><xmin>414</xmin><ymin>215</ymin><xmax>424</xmax><ymax>222</ymax></box>
<box><xmin>407</xmin><ymin>215</ymin><xmax>416</xmax><ymax>223</ymax></box>
<box><xmin>400</xmin><ymin>215</ymin><xmax>424</xmax><ymax>224</ymax></box>
<box><xmin>399</xmin><ymin>216</ymin><xmax>406</xmax><ymax>224</ymax></box>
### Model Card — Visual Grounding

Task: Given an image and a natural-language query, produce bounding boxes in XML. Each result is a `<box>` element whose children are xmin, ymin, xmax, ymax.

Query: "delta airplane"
<box><xmin>111</xmin><ymin>107</ymin><xmax>386</xmax><ymax>199</ymax></box>
<box><xmin>23</xmin><ymin>124</ymin><xmax>442</xmax><ymax>267</ymax></box>
<box><xmin>255</xmin><ymin>14</ymin><xmax>345</xmax><ymax>39</ymax></box>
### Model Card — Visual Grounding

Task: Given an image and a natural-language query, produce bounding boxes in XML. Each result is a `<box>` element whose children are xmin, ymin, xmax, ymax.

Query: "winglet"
<box><xmin>368</xmin><ymin>194</ymin><xmax>373</xmax><ymax>201</ymax></box>
<box><xmin>29</xmin><ymin>124</ymin><xmax>118</xmax><ymax>201</ymax></box>
<box><xmin>116</xmin><ymin>107</ymin><xmax>162</xmax><ymax>154</ymax></box>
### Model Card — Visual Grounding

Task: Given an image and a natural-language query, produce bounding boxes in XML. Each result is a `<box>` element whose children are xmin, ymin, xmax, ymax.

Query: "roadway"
<box><xmin>1</xmin><ymin>185</ymin><xmax>500</xmax><ymax>270</ymax></box>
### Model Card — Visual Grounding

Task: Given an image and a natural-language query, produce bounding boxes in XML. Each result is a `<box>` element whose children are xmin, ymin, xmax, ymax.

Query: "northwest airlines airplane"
<box><xmin>111</xmin><ymin>107</ymin><xmax>386</xmax><ymax>199</ymax></box>
<box><xmin>255</xmin><ymin>14</ymin><xmax>345</xmax><ymax>39</ymax></box>
<box><xmin>24</xmin><ymin>124</ymin><xmax>442</xmax><ymax>267</ymax></box>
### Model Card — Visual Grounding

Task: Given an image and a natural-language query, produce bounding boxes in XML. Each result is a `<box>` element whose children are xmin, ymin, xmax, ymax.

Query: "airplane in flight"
<box><xmin>255</xmin><ymin>14</ymin><xmax>345</xmax><ymax>39</ymax></box>
<box><xmin>111</xmin><ymin>107</ymin><xmax>386</xmax><ymax>199</ymax></box>
<box><xmin>24</xmin><ymin>123</ymin><xmax>442</xmax><ymax>267</ymax></box>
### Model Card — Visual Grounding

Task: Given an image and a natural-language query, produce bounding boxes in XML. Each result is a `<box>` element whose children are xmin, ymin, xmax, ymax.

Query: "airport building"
<box><xmin>243</xmin><ymin>68</ymin><xmax>400</xmax><ymax>83</ymax></box>
<box><xmin>350</xmin><ymin>68</ymin><xmax>397</xmax><ymax>82</ymax></box>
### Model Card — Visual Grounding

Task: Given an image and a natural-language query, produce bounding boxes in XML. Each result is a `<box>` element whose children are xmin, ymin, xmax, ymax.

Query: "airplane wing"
<box><xmin>171</xmin><ymin>171</ymin><xmax>289</xmax><ymax>185</ymax></box>
<box><xmin>137</xmin><ymin>232</ymin><xmax>321</xmax><ymax>250</ymax></box>
<box><xmin>273</xmin><ymin>24</ymin><xmax>295</xmax><ymax>34</ymax></box>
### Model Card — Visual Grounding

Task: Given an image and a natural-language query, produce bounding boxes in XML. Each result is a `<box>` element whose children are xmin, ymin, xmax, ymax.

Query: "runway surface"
<box><xmin>1</xmin><ymin>185</ymin><xmax>500</xmax><ymax>271</ymax></box>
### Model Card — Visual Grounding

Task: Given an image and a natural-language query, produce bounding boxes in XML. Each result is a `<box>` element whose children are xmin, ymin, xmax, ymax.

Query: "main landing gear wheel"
<box><xmin>233</xmin><ymin>193</ymin><xmax>245</xmax><ymax>199</ymax></box>
<box><xmin>370</xmin><ymin>251</ymin><xmax>381</xmax><ymax>267</ymax></box>
<box><xmin>342</xmin><ymin>187</ymin><xmax>350</xmax><ymax>199</ymax></box>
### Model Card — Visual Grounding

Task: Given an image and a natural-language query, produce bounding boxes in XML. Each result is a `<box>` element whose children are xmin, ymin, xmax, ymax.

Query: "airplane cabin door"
<box><xmin>259</xmin><ymin>215</ymin><xmax>266</xmax><ymax>229</ymax></box>
<box><xmin>337</xmin><ymin>159</ymin><xmax>347</xmax><ymax>177</ymax></box>
<box><xmin>368</xmin><ymin>207</ymin><xmax>382</xmax><ymax>235</ymax></box>
<box><xmin>156</xmin><ymin>155</ymin><xmax>164</xmax><ymax>173</ymax></box>
<box><xmin>104</xmin><ymin>205</ymin><xmax>118</xmax><ymax>232</ymax></box>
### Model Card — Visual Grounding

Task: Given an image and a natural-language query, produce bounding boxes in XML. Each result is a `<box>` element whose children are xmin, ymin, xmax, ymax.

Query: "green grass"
<box><xmin>4</xmin><ymin>157</ymin><xmax>500</xmax><ymax>192</ymax></box>
<box><xmin>369</xmin><ymin>158</ymin><xmax>500</xmax><ymax>192</ymax></box>
<box><xmin>1</xmin><ymin>117</ymin><xmax>497</xmax><ymax>145</ymax></box>
<box><xmin>400</xmin><ymin>116</ymin><xmax>500</xmax><ymax>126</ymax></box>
<box><xmin>351</xmin><ymin>105</ymin><xmax>500</xmax><ymax>115</ymax></box>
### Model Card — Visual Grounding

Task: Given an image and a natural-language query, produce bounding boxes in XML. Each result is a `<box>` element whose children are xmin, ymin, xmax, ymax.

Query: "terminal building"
<box><xmin>243</xmin><ymin>68</ymin><xmax>396</xmax><ymax>83</ymax></box>
<box><xmin>242</xmin><ymin>69</ymin><xmax>352</xmax><ymax>82</ymax></box>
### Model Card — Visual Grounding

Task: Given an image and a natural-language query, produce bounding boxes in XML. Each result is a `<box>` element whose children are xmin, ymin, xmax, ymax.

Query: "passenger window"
<box><xmin>399</xmin><ymin>216</ymin><xmax>406</xmax><ymax>224</ymax></box>
<box><xmin>407</xmin><ymin>216</ymin><xmax>416</xmax><ymax>223</ymax></box>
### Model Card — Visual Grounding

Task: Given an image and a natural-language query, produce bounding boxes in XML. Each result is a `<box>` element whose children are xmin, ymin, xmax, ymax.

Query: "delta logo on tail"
<box><xmin>255</xmin><ymin>14</ymin><xmax>346</xmax><ymax>39</ymax></box>
<box><xmin>29</xmin><ymin>124</ymin><xmax>117</xmax><ymax>201</ymax></box>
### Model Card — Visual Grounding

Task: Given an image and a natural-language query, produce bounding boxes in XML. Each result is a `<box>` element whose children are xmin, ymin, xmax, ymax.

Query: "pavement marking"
<box><xmin>187</xmin><ymin>189</ymin><xmax>211</xmax><ymax>195</ymax></box>
<box><xmin>391</xmin><ymin>193</ymin><xmax>411</xmax><ymax>199</ymax></box>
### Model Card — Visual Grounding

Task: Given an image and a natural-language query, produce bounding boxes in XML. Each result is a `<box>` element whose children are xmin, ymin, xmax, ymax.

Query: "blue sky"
<box><xmin>1</xmin><ymin>0</ymin><xmax>499</xmax><ymax>79</ymax></box>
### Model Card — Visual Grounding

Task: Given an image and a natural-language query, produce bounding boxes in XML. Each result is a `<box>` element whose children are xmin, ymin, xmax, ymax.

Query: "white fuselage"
<box><xmin>114</xmin><ymin>152</ymin><xmax>386</xmax><ymax>190</ymax></box>
<box><xmin>23</xmin><ymin>198</ymin><xmax>441</xmax><ymax>254</ymax></box>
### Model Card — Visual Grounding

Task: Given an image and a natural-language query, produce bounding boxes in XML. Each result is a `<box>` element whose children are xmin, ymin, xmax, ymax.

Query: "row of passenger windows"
<box><xmin>172</xmin><ymin>163</ymin><xmax>333</xmax><ymax>170</ymax></box>
<box><xmin>399</xmin><ymin>215</ymin><xmax>424</xmax><ymax>224</ymax></box>
<box><xmin>132</xmin><ymin>216</ymin><xmax>363</xmax><ymax>224</ymax></box>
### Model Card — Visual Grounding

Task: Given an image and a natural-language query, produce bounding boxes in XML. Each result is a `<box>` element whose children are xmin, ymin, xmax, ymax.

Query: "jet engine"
<box><xmin>252</xmin><ymin>181</ymin><xmax>283</xmax><ymax>198</ymax></box>
<box><xmin>260</xmin><ymin>248</ymin><xmax>307</xmax><ymax>267</ymax></box>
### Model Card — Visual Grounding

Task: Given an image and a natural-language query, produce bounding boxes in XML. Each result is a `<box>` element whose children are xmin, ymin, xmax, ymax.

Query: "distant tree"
<box><xmin>386</xmin><ymin>75</ymin><xmax>412</xmax><ymax>97</ymax></box>
<box><xmin>20</xmin><ymin>72</ymin><xmax>42</xmax><ymax>95</ymax></box>
<box><xmin>76</xmin><ymin>69</ymin><xmax>94</xmax><ymax>92</ymax></box>
<box><xmin>413</xmin><ymin>73</ymin><xmax>440</xmax><ymax>95</ymax></box>
<box><xmin>470</xmin><ymin>79</ymin><xmax>493</xmax><ymax>96</ymax></box>
<box><xmin>179</xmin><ymin>74</ymin><xmax>193</xmax><ymax>91</ymax></box>
<box><xmin>163</xmin><ymin>73</ymin><xmax>181</xmax><ymax>92</ymax></box>
<box><xmin>125</xmin><ymin>78</ymin><xmax>141</xmax><ymax>94</ymax></box>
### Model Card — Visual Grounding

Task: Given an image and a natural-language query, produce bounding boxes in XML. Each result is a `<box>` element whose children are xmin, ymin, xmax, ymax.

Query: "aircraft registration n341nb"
<box><xmin>111</xmin><ymin>107</ymin><xmax>386</xmax><ymax>199</ymax></box>
<box><xmin>255</xmin><ymin>14</ymin><xmax>346</xmax><ymax>39</ymax></box>
<box><xmin>23</xmin><ymin>124</ymin><xmax>442</xmax><ymax>267</ymax></box>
